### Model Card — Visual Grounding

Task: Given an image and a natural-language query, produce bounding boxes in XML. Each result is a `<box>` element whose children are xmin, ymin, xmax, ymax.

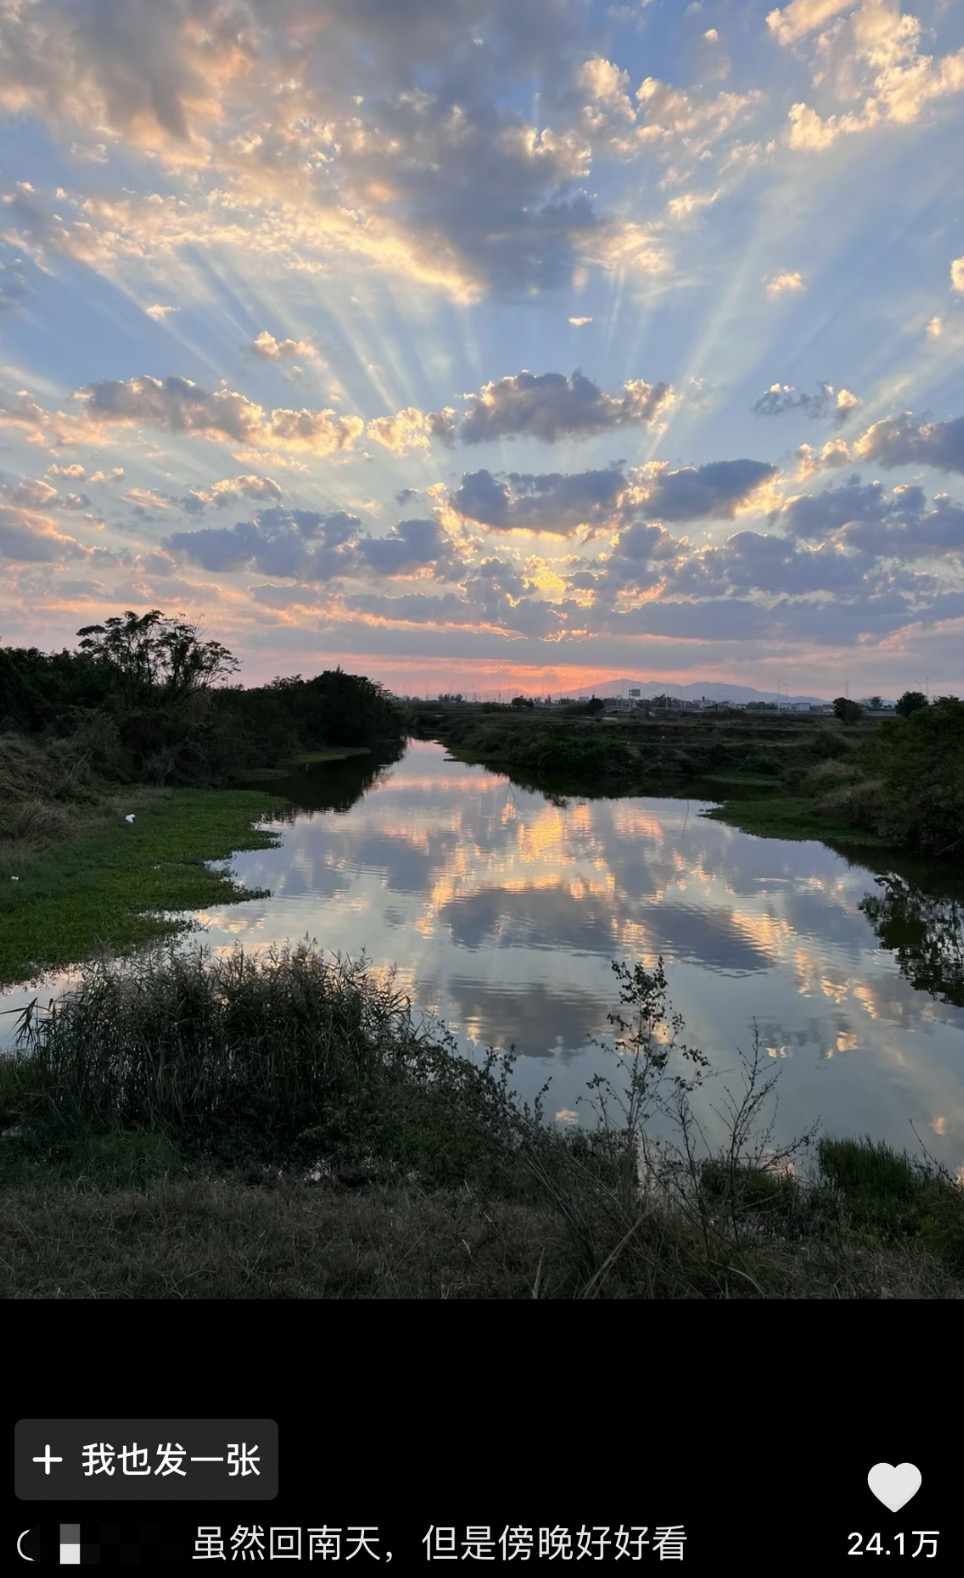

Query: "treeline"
<box><xmin>0</xmin><ymin>611</ymin><xmax>404</xmax><ymax>786</ymax></box>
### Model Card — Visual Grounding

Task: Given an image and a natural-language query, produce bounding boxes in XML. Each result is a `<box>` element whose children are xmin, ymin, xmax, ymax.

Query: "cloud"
<box><xmin>926</xmin><ymin>316</ymin><xmax>944</xmax><ymax>338</ymax></box>
<box><xmin>460</xmin><ymin>369</ymin><xmax>674</xmax><ymax>444</ymax></box>
<box><xmin>777</xmin><ymin>476</ymin><xmax>897</xmax><ymax>538</ymax></box>
<box><xmin>632</xmin><ymin>78</ymin><xmax>763</xmax><ymax>155</ymax></box>
<box><xmin>451</xmin><ymin>466</ymin><xmax>627</xmax><ymax>534</ymax></box>
<box><xmin>71</xmin><ymin>375</ymin><xmax>264</xmax><ymax>442</ymax></box>
<box><xmin>144</xmin><ymin>303</ymin><xmax>179</xmax><ymax>320</ymax></box>
<box><xmin>10</xmin><ymin>478</ymin><xmax>58</xmax><ymax>508</ymax></box>
<box><xmin>366</xmin><ymin>406</ymin><xmax>457</xmax><ymax>454</ymax></box>
<box><xmin>0</xmin><ymin>502</ymin><xmax>87</xmax><ymax>562</ymax></box>
<box><xmin>247</xmin><ymin>331</ymin><xmax>318</xmax><ymax>362</ymax></box>
<box><xmin>794</xmin><ymin>438</ymin><xmax>854</xmax><ymax>478</ymax></box>
<box><xmin>765</xmin><ymin>270</ymin><xmax>804</xmax><ymax>298</ymax></box>
<box><xmin>753</xmin><ymin>381</ymin><xmax>860</xmax><ymax>425</ymax></box>
<box><xmin>952</xmin><ymin>258</ymin><xmax>964</xmax><ymax>294</ymax></box>
<box><xmin>612</xmin><ymin>521</ymin><xmax>681</xmax><ymax>561</ymax></box>
<box><xmin>674</xmin><ymin>530</ymin><xmax>875</xmax><ymax>597</ymax></box>
<box><xmin>343</xmin><ymin>590</ymin><xmax>487</xmax><ymax>629</ymax></box>
<box><xmin>69</xmin><ymin>375</ymin><xmax>364</xmax><ymax>454</ymax></box>
<box><xmin>784</xmin><ymin>3</ymin><xmax>964</xmax><ymax>150</ymax></box>
<box><xmin>165</xmin><ymin>507</ymin><xmax>364</xmax><ymax>580</ymax></box>
<box><xmin>665</xmin><ymin>188</ymin><xmax>721</xmax><ymax>220</ymax></box>
<box><xmin>356</xmin><ymin>517</ymin><xmax>462</xmax><ymax>577</ymax></box>
<box><xmin>0</xmin><ymin>2</ymin><xmax>234</xmax><ymax>144</ymax></box>
<box><xmin>851</xmin><ymin>412</ymin><xmax>964</xmax><ymax>476</ymax></box>
<box><xmin>0</xmin><ymin>3</ymin><xmax>752</xmax><ymax>308</ymax></box>
<box><xmin>568</xmin><ymin>316</ymin><xmax>593</xmax><ymax>325</ymax></box>
<box><xmin>166</xmin><ymin>503</ymin><xmax>462</xmax><ymax>585</ymax></box>
<box><xmin>264</xmin><ymin>405</ymin><xmax>365</xmax><ymax>453</ymax></box>
<box><xmin>766</xmin><ymin>1</ymin><xmax>854</xmax><ymax>47</ymax></box>
<box><xmin>840</xmin><ymin>492</ymin><xmax>964</xmax><ymax>558</ymax></box>
<box><xmin>770</xmin><ymin>474</ymin><xmax>964</xmax><ymax>564</ymax></box>
<box><xmin>631</xmin><ymin>458</ymin><xmax>779</xmax><ymax>521</ymax></box>
<box><xmin>182</xmin><ymin>475</ymin><xmax>283</xmax><ymax>513</ymax></box>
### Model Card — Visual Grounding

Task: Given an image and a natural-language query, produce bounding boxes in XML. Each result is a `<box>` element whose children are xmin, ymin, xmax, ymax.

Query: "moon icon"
<box><xmin>17</xmin><ymin>1530</ymin><xmax>34</xmax><ymax>1561</ymax></box>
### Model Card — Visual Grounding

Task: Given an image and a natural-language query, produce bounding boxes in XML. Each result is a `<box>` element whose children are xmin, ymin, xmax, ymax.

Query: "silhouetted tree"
<box><xmin>895</xmin><ymin>690</ymin><xmax>928</xmax><ymax>717</ymax></box>
<box><xmin>833</xmin><ymin>696</ymin><xmax>863</xmax><ymax>724</ymax></box>
<box><xmin>76</xmin><ymin>610</ymin><xmax>238</xmax><ymax>707</ymax></box>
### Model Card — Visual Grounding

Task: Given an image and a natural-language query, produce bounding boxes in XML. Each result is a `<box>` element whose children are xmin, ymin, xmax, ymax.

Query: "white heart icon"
<box><xmin>867</xmin><ymin>1463</ymin><xmax>922</xmax><ymax>1513</ymax></box>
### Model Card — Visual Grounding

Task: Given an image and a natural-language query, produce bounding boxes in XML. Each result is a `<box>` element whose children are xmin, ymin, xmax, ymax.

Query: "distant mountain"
<box><xmin>570</xmin><ymin>679</ymin><xmax>828</xmax><ymax>706</ymax></box>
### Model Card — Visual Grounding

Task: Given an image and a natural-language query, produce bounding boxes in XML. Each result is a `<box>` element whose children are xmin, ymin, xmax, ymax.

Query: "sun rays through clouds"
<box><xmin>0</xmin><ymin>0</ymin><xmax>963</xmax><ymax>694</ymax></box>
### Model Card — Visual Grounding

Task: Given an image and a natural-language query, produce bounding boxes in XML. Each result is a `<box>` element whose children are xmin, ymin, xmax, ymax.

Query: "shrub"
<box><xmin>801</xmin><ymin>758</ymin><xmax>862</xmax><ymax>796</ymax></box>
<box><xmin>813</xmin><ymin>777</ymin><xmax>886</xmax><ymax>828</ymax></box>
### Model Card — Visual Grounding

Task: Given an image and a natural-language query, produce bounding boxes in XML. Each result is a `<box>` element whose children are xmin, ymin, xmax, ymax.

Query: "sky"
<box><xmin>1</xmin><ymin>0</ymin><xmax>963</xmax><ymax>700</ymax></box>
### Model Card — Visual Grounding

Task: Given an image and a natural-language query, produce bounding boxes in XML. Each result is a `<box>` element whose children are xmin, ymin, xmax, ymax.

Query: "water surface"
<box><xmin>4</xmin><ymin>739</ymin><xmax>964</xmax><ymax>1169</ymax></box>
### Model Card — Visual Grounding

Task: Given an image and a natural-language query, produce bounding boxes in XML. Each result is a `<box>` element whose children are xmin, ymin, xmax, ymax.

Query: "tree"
<box><xmin>873</xmin><ymin>696</ymin><xmax>964</xmax><ymax>854</ymax></box>
<box><xmin>895</xmin><ymin>690</ymin><xmax>928</xmax><ymax>718</ymax></box>
<box><xmin>76</xmin><ymin>611</ymin><xmax>239</xmax><ymax>707</ymax></box>
<box><xmin>860</xmin><ymin>696</ymin><xmax>883</xmax><ymax>711</ymax></box>
<box><xmin>832</xmin><ymin>696</ymin><xmax>863</xmax><ymax>724</ymax></box>
<box><xmin>586</xmin><ymin>695</ymin><xmax>605</xmax><ymax>715</ymax></box>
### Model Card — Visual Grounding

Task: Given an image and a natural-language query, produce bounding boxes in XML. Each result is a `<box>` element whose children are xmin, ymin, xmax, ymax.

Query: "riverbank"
<box><xmin>0</xmin><ymin>784</ymin><xmax>289</xmax><ymax>988</ymax></box>
<box><xmin>2</xmin><ymin>942</ymin><xmax>961</xmax><ymax>1299</ymax></box>
<box><xmin>0</xmin><ymin>732</ymin><xmax>398</xmax><ymax>987</ymax></box>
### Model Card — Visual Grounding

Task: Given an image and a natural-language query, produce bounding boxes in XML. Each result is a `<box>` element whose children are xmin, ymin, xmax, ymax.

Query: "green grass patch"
<box><xmin>701</xmin><ymin>794</ymin><xmax>892</xmax><ymax>845</ymax></box>
<box><xmin>231</xmin><ymin>746</ymin><xmax>373</xmax><ymax>782</ymax></box>
<box><xmin>818</xmin><ymin>1136</ymin><xmax>964</xmax><ymax>1273</ymax></box>
<box><xmin>0</xmin><ymin>786</ymin><xmax>286</xmax><ymax>987</ymax></box>
<box><xmin>285</xmin><ymin>746</ymin><xmax>373</xmax><ymax>765</ymax></box>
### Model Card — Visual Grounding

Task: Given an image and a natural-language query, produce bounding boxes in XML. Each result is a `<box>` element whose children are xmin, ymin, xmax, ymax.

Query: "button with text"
<box><xmin>15</xmin><ymin>1421</ymin><xmax>278</xmax><ymax>1500</ymax></box>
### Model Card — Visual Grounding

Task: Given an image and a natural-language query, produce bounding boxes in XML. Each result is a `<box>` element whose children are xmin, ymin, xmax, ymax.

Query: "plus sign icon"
<box><xmin>16</xmin><ymin>1421</ymin><xmax>278</xmax><ymax>1500</ymax></box>
<box><xmin>31</xmin><ymin>1445</ymin><xmax>64</xmax><ymax>1476</ymax></box>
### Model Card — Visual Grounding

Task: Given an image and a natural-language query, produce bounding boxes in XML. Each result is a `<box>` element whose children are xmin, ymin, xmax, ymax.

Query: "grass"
<box><xmin>286</xmin><ymin>747</ymin><xmax>372</xmax><ymax>765</ymax></box>
<box><xmin>3</xmin><ymin>1165</ymin><xmax>958</xmax><ymax>1300</ymax></box>
<box><xmin>0</xmin><ymin>786</ymin><xmax>286</xmax><ymax>987</ymax></box>
<box><xmin>1</xmin><ymin>942</ymin><xmax>962</xmax><ymax>1299</ymax></box>
<box><xmin>233</xmin><ymin>746</ymin><xmax>374</xmax><ymax>782</ymax></box>
<box><xmin>700</xmin><ymin>795</ymin><xmax>892</xmax><ymax>845</ymax></box>
<box><xmin>0</xmin><ymin>1175</ymin><xmax>568</xmax><ymax>1300</ymax></box>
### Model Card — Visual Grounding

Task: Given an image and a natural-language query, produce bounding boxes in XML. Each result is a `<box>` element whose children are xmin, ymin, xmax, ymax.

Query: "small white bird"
<box><xmin>125</xmin><ymin>814</ymin><xmax>136</xmax><ymax>823</ymax></box>
<box><xmin>10</xmin><ymin>875</ymin><xmax>19</xmax><ymax>881</ymax></box>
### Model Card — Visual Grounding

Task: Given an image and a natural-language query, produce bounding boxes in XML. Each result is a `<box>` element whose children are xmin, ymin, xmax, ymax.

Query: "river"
<box><xmin>3</xmin><ymin>737</ymin><xmax>963</xmax><ymax>1171</ymax></box>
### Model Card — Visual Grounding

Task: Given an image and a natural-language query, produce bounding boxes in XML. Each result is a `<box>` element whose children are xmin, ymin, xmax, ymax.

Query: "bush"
<box><xmin>813</xmin><ymin>777</ymin><xmax>886</xmax><ymax>827</ymax></box>
<box><xmin>741</xmin><ymin>750</ymin><xmax>783</xmax><ymax>777</ymax></box>
<box><xmin>870</xmin><ymin>697</ymin><xmax>964</xmax><ymax>854</ymax></box>
<box><xmin>0</xmin><ymin>798</ymin><xmax>74</xmax><ymax>845</ymax></box>
<box><xmin>804</xmin><ymin>730</ymin><xmax>857</xmax><ymax>763</ymax></box>
<box><xmin>7</xmin><ymin>944</ymin><xmax>534</xmax><ymax>1189</ymax></box>
<box><xmin>817</xmin><ymin>1136</ymin><xmax>964</xmax><ymax>1271</ymax></box>
<box><xmin>801</xmin><ymin>758</ymin><xmax>861</xmax><ymax>796</ymax></box>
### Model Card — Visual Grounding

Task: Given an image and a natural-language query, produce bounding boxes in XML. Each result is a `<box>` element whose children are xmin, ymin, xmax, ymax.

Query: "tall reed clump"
<box><xmin>7</xmin><ymin>943</ymin><xmax>534</xmax><ymax>1185</ymax></box>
